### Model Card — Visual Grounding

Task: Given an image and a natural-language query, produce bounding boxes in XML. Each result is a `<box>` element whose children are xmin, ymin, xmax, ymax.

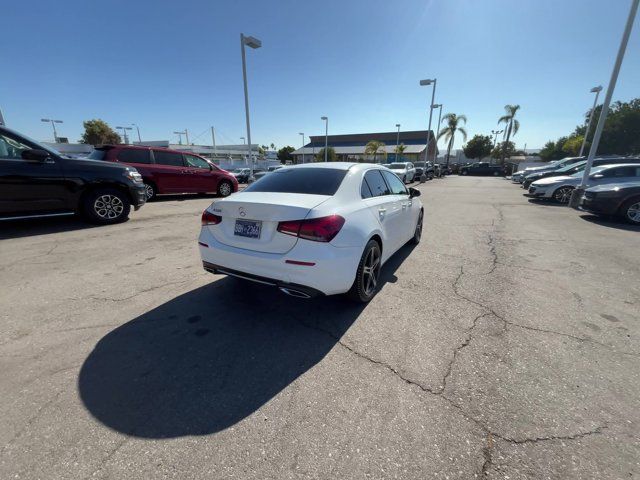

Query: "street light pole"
<box><xmin>116</xmin><ymin>126</ymin><xmax>132</xmax><ymax>144</ymax></box>
<box><xmin>41</xmin><ymin>118</ymin><xmax>63</xmax><ymax>142</ymax></box>
<box><xmin>211</xmin><ymin>126</ymin><xmax>217</xmax><ymax>161</ymax></box>
<box><xmin>432</xmin><ymin>104</ymin><xmax>443</xmax><ymax>166</ymax></box>
<box><xmin>419</xmin><ymin>78</ymin><xmax>437</xmax><ymax>174</ymax></box>
<box><xmin>321</xmin><ymin>116</ymin><xmax>328</xmax><ymax>162</ymax></box>
<box><xmin>131</xmin><ymin>124</ymin><xmax>141</xmax><ymax>143</ymax></box>
<box><xmin>578</xmin><ymin>86</ymin><xmax>603</xmax><ymax>157</ymax></box>
<box><xmin>173</xmin><ymin>130</ymin><xmax>186</xmax><ymax>145</ymax></box>
<box><xmin>241</xmin><ymin>33</ymin><xmax>262</xmax><ymax>177</ymax></box>
<box><xmin>491</xmin><ymin>129</ymin><xmax>503</xmax><ymax>148</ymax></box>
<box><xmin>299</xmin><ymin>132</ymin><xmax>305</xmax><ymax>164</ymax></box>
<box><xmin>570</xmin><ymin>0</ymin><xmax>639</xmax><ymax>208</ymax></box>
<box><xmin>395</xmin><ymin>123</ymin><xmax>401</xmax><ymax>162</ymax></box>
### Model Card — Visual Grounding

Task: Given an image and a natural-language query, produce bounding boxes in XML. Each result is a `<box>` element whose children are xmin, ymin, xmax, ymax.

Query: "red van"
<box><xmin>88</xmin><ymin>145</ymin><xmax>238</xmax><ymax>200</ymax></box>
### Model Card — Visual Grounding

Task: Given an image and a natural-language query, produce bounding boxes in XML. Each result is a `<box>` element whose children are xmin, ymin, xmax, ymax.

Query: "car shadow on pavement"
<box><xmin>526</xmin><ymin>199</ymin><xmax>567</xmax><ymax>207</ymax></box>
<box><xmin>580</xmin><ymin>214</ymin><xmax>640</xmax><ymax>232</ymax></box>
<box><xmin>0</xmin><ymin>216</ymin><xmax>100</xmax><ymax>240</ymax></box>
<box><xmin>78</xmin><ymin>243</ymin><xmax>415</xmax><ymax>439</ymax></box>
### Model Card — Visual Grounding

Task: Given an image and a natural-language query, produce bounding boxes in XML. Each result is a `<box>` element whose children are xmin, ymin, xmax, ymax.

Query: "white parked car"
<box><xmin>198</xmin><ymin>163</ymin><xmax>424</xmax><ymax>302</ymax></box>
<box><xmin>386</xmin><ymin>162</ymin><xmax>416</xmax><ymax>183</ymax></box>
<box><xmin>527</xmin><ymin>163</ymin><xmax>640</xmax><ymax>203</ymax></box>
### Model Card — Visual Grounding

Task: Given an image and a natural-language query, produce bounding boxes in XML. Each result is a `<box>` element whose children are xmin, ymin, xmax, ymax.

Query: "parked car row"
<box><xmin>458</xmin><ymin>162</ymin><xmax>505</xmax><ymax>176</ymax></box>
<box><xmin>510</xmin><ymin>156</ymin><xmax>640</xmax><ymax>225</ymax></box>
<box><xmin>0</xmin><ymin>126</ymin><xmax>238</xmax><ymax>225</ymax></box>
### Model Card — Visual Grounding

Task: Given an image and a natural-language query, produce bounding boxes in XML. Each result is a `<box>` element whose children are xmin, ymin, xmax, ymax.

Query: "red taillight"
<box><xmin>277</xmin><ymin>215</ymin><xmax>345</xmax><ymax>242</ymax></box>
<box><xmin>201</xmin><ymin>210</ymin><xmax>222</xmax><ymax>226</ymax></box>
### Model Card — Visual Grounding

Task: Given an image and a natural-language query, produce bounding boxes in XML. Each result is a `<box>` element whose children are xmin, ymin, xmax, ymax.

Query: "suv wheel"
<box><xmin>347</xmin><ymin>240</ymin><xmax>382</xmax><ymax>303</ymax></box>
<box><xmin>621</xmin><ymin>197</ymin><xmax>640</xmax><ymax>224</ymax></box>
<box><xmin>83</xmin><ymin>188</ymin><xmax>131</xmax><ymax>225</ymax></box>
<box><xmin>218</xmin><ymin>181</ymin><xmax>232</xmax><ymax>197</ymax></box>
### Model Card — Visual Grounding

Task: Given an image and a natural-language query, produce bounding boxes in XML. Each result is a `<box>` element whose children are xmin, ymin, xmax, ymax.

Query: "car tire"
<box><xmin>82</xmin><ymin>188</ymin><xmax>131</xmax><ymax>225</ymax></box>
<box><xmin>402</xmin><ymin>175</ymin><xmax>407</xmax><ymax>183</ymax></box>
<box><xmin>143</xmin><ymin>182</ymin><xmax>156</xmax><ymax>201</ymax></box>
<box><xmin>552</xmin><ymin>186</ymin><xmax>574</xmax><ymax>204</ymax></box>
<box><xmin>620</xmin><ymin>197</ymin><xmax>640</xmax><ymax>224</ymax></box>
<box><xmin>347</xmin><ymin>239</ymin><xmax>382</xmax><ymax>303</ymax></box>
<box><xmin>411</xmin><ymin>210</ymin><xmax>423</xmax><ymax>245</ymax></box>
<box><xmin>217</xmin><ymin>180</ymin><xmax>233</xmax><ymax>197</ymax></box>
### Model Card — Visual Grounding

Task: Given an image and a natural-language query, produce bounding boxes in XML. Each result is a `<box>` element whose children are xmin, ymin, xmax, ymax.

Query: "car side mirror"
<box><xmin>22</xmin><ymin>148</ymin><xmax>51</xmax><ymax>162</ymax></box>
<box><xmin>409</xmin><ymin>187</ymin><xmax>421</xmax><ymax>198</ymax></box>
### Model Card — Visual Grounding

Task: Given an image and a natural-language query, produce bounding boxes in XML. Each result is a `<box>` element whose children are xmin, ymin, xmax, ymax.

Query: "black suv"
<box><xmin>0</xmin><ymin>126</ymin><xmax>146</xmax><ymax>224</ymax></box>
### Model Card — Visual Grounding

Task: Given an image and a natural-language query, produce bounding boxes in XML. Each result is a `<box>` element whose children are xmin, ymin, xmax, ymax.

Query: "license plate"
<box><xmin>234</xmin><ymin>219</ymin><xmax>262</xmax><ymax>239</ymax></box>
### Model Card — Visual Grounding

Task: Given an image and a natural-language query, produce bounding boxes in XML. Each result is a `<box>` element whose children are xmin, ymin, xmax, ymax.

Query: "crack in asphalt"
<box><xmin>293</xmin><ymin>315</ymin><xmax>607</xmax><ymax>478</ymax></box>
<box><xmin>0</xmin><ymin>241</ymin><xmax>60</xmax><ymax>270</ymax></box>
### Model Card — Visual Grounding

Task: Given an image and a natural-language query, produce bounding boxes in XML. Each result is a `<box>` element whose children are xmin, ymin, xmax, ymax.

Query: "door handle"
<box><xmin>378</xmin><ymin>208</ymin><xmax>386</xmax><ymax>219</ymax></box>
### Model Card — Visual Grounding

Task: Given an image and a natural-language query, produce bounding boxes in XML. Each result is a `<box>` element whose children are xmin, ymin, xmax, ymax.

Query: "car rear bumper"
<box><xmin>198</xmin><ymin>227</ymin><xmax>362</xmax><ymax>296</ymax></box>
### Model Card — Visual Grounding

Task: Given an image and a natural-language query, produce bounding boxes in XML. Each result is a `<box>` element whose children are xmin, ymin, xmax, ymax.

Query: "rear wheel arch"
<box><xmin>369</xmin><ymin>234</ymin><xmax>383</xmax><ymax>256</ymax></box>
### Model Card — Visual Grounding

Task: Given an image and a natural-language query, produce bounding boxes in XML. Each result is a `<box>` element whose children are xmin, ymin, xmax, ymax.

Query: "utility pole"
<box><xmin>241</xmin><ymin>33</ymin><xmax>262</xmax><ymax>177</ymax></box>
<box><xmin>419</xmin><ymin>78</ymin><xmax>437</xmax><ymax>174</ymax></box>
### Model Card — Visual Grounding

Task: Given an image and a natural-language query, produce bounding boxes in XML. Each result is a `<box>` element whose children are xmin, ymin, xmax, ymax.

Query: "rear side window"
<box><xmin>154</xmin><ymin>150</ymin><xmax>184</xmax><ymax>167</ymax></box>
<box><xmin>244</xmin><ymin>168</ymin><xmax>347</xmax><ymax>195</ymax></box>
<box><xmin>361</xmin><ymin>179</ymin><xmax>373</xmax><ymax>198</ymax></box>
<box><xmin>116</xmin><ymin>148</ymin><xmax>151</xmax><ymax>164</ymax></box>
<box><xmin>382</xmin><ymin>170</ymin><xmax>408</xmax><ymax>195</ymax></box>
<box><xmin>363</xmin><ymin>170</ymin><xmax>391</xmax><ymax>197</ymax></box>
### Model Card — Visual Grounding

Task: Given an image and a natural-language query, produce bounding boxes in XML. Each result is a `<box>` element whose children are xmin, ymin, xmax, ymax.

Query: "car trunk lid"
<box><xmin>206</xmin><ymin>192</ymin><xmax>331</xmax><ymax>254</ymax></box>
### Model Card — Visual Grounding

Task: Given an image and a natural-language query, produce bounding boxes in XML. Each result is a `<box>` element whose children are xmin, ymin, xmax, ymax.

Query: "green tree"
<box><xmin>315</xmin><ymin>147</ymin><xmax>337</xmax><ymax>162</ymax></box>
<box><xmin>79</xmin><ymin>119</ymin><xmax>121</xmax><ymax>145</ymax></box>
<box><xmin>437</xmin><ymin>113</ymin><xmax>468</xmax><ymax>167</ymax></box>
<box><xmin>395</xmin><ymin>143</ymin><xmax>406</xmax><ymax>161</ymax></box>
<box><xmin>497</xmin><ymin>104</ymin><xmax>521</xmax><ymax>163</ymax></box>
<box><xmin>277</xmin><ymin>146</ymin><xmax>295</xmax><ymax>162</ymax></box>
<box><xmin>562</xmin><ymin>135</ymin><xmax>585</xmax><ymax>156</ymax></box>
<box><xmin>364</xmin><ymin>140</ymin><xmax>387</xmax><ymax>163</ymax></box>
<box><xmin>463</xmin><ymin>134</ymin><xmax>493</xmax><ymax>161</ymax></box>
<box><xmin>270</xmin><ymin>143</ymin><xmax>276</xmax><ymax>151</ymax></box>
<box><xmin>490</xmin><ymin>141</ymin><xmax>515</xmax><ymax>160</ymax></box>
<box><xmin>538</xmin><ymin>137</ymin><xmax>568</xmax><ymax>161</ymax></box>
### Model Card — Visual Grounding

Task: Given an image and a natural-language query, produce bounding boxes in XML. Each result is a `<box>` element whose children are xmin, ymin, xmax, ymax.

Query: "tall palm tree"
<box><xmin>498</xmin><ymin>104</ymin><xmax>520</xmax><ymax>163</ymax></box>
<box><xmin>395</xmin><ymin>143</ymin><xmax>406</xmax><ymax>161</ymax></box>
<box><xmin>364</xmin><ymin>140</ymin><xmax>387</xmax><ymax>163</ymax></box>
<box><xmin>437</xmin><ymin>113</ymin><xmax>468</xmax><ymax>167</ymax></box>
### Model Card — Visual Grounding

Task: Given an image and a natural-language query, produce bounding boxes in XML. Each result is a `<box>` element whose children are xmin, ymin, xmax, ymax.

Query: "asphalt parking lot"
<box><xmin>1</xmin><ymin>176</ymin><xmax>638</xmax><ymax>479</ymax></box>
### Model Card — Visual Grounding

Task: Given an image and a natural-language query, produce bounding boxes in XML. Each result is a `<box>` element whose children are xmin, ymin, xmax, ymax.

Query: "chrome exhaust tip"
<box><xmin>279</xmin><ymin>287</ymin><xmax>311</xmax><ymax>299</ymax></box>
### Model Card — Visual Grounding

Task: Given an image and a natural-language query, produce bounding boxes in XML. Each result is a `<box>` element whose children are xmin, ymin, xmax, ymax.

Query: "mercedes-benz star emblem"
<box><xmin>238</xmin><ymin>207</ymin><xmax>246</xmax><ymax>217</ymax></box>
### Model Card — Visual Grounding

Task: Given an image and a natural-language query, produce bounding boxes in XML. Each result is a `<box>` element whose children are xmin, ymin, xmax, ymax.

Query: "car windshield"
<box><xmin>557</xmin><ymin>161</ymin><xmax>586</xmax><ymax>172</ymax></box>
<box><xmin>88</xmin><ymin>149</ymin><xmax>108</xmax><ymax>160</ymax></box>
<box><xmin>388</xmin><ymin>164</ymin><xmax>406</xmax><ymax>170</ymax></box>
<box><xmin>572</xmin><ymin>166</ymin><xmax>604</xmax><ymax>177</ymax></box>
<box><xmin>244</xmin><ymin>168</ymin><xmax>347</xmax><ymax>195</ymax></box>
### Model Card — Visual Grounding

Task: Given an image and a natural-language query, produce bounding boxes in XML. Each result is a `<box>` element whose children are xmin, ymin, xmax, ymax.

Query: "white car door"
<box><xmin>362</xmin><ymin>169</ymin><xmax>404</xmax><ymax>260</ymax></box>
<box><xmin>381</xmin><ymin>170</ymin><xmax>414</xmax><ymax>244</ymax></box>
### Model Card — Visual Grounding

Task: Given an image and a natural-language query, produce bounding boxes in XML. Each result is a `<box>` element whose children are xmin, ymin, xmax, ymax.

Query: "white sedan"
<box><xmin>527</xmin><ymin>163</ymin><xmax>640</xmax><ymax>203</ymax></box>
<box><xmin>198</xmin><ymin>163</ymin><xmax>424</xmax><ymax>302</ymax></box>
<box><xmin>386</xmin><ymin>162</ymin><xmax>416</xmax><ymax>183</ymax></box>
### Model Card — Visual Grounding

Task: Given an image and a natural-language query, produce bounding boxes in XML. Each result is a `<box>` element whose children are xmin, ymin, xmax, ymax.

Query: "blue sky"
<box><xmin>2</xmin><ymin>0</ymin><xmax>639</xmax><ymax>150</ymax></box>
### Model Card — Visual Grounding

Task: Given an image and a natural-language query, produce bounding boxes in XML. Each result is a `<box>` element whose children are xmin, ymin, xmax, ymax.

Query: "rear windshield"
<box><xmin>88</xmin><ymin>149</ymin><xmax>107</xmax><ymax>160</ymax></box>
<box><xmin>244</xmin><ymin>168</ymin><xmax>347</xmax><ymax>195</ymax></box>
